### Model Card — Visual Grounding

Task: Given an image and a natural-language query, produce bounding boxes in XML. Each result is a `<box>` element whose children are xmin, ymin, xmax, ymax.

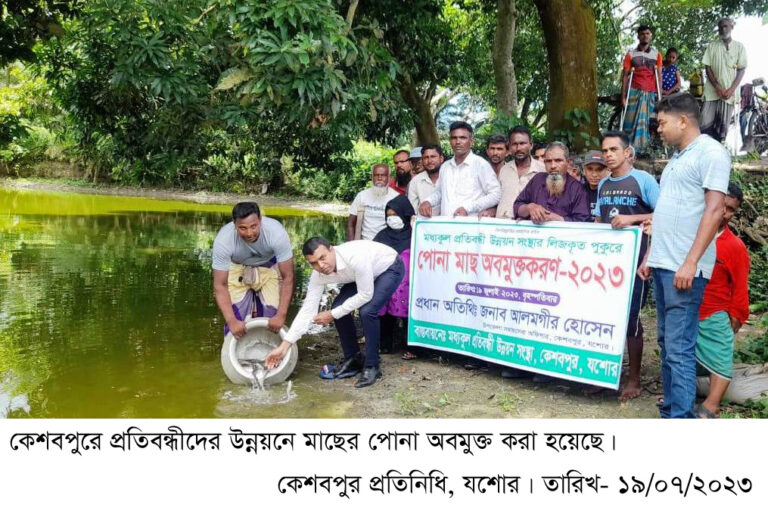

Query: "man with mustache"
<box><xmin>621</xmin><ymin>24</ymin><xmax>663</xmax><ymax>151</ymax></box>
<box><xmin>418</xmin><ymin>121</ymin><xmax>501</xmax><ymax>218</ymax></box>
<box><xmin>390</xmin><ymin>149</ymin><xmax>412</xmax><ymax>195</ymax></box>
<box><xmin>347</xmin><ymin>163</ymin><xmax>399</xmax><ymax>241</ymax></box>
<box><xmin>513</xmin><ymin>142</ymin><xmax>591</xmax><ymax>224</ymax></box>
<box><xmin>701</xmin><ymin>18</ymin><xmax>747</xmax><ymax>143</ymax></box>
<box><xmin>496</xmin><ymin>125</ymin><xmax>545</xmax><ymax>219</ymax></box>
<box><xmin>638</xmin><ymin>93</ymin><xmax>731</xmax><ymax>418</ymax></box>
<box><xmin>265</xmin><ymin>237</ymin><xmax>404</xmax><ymax>388</ymax></box>
<box><xmin>408</xmin><ymin>143</ymin><xmax>444</xmax><ymax>215</ymax></box>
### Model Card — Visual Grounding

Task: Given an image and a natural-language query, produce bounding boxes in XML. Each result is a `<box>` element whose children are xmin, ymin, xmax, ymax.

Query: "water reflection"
<box><xmin>0</xmin><ymin>187</ymin><xmax>345</xmax><ymax>417</ymax></box>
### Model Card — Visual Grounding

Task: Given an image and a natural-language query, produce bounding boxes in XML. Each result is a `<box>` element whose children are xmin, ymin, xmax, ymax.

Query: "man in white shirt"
<box><xmin>407</xmin><ymin>143</ymin><xmax>443</xmax><ymax>215</ymax></box>
<box><xmin>496</xmin><ymin>125</ymin><xmax>545</xmax><ymax>218</ymax></box>
<box><xmin>418</xmin><ymin>121</ymin><xmax>501</xmax><ymax>217</ymax></box>
<box><xmin>265</xmin><ymin>237</ymin><xmax>404</xmax><ymax>388</ymax></box>
<box><xmin>347</xmin><ymin>164</ymin><xmax>399</xmax><ymax>241</ymax></box>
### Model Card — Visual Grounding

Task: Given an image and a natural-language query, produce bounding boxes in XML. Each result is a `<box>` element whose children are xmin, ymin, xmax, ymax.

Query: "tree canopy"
<box><xmin>2</xmin><ymin>0</ymin><xmax>766</xmax><ymax>191</ymax></box>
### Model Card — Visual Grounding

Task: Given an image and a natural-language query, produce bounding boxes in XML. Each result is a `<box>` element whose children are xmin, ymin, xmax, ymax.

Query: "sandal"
<box><xmin>401</xmin><ymin>351</ymin><xmax>418</xmax><ymax>361</ymax></box>
<box><xmin>319</xmin><ymin>364</ymin><xmax>336</xmax><ymax>380</ymax></box>
<box><xmin>695</xmin><ymin>404</ymin><xmax>718</xmax><ymax>419</ymax></box>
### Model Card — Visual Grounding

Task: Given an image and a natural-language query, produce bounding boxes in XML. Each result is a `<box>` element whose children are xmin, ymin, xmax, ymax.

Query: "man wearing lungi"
<box><xmin>695</xmin><ymin>183</ymin><xmax>750</xmax><ymax>417</ymax></box>
<box><xmin>212</xmin><ymin>202</ymin><xmax>295</xmax><ymax>338</ymax></box>
<box><xmin>621</xmin><ymin>25</ymin><xmax>663</xmax><ymax>151</ymax></box>
<box><xmin>700</xmin><ymin>18</ymin><xmax>747</xmax><ymax>143</ymax></box>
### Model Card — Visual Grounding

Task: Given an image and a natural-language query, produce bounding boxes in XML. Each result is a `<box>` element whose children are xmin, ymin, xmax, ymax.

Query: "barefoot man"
<box><xmin>212</xmin><ymin>202</ymin><xmax>295</xmax><ymax>338</ymax></box>
<box><xmin>695</xmin><ymin>183</ymin><xmax>750</xmax><ymax>417</ymax></box>
<box><xmin>594</xmin><ymin>131</ymin><xmax>659</xmax><ymax>400</ymax></box>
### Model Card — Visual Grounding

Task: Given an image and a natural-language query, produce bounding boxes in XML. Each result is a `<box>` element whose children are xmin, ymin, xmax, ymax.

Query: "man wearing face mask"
<box><xmin>496</xmin><ymin>125</ymin><xmax>545</xmax><ymax>219</ymax></box>
<box><xmin>701</xmin><ymin>18</ymin><xmax>747</xmax><ymax>143</ymax></box>
<box><xmin>513</xmin><ymin>142</ymin><xmax>591</xmax><ymax>224</ymax></box>
<box><xmin>374</xmin><ymin>195</ymin><xmax>415</xmax><ymax>355</ymax></box>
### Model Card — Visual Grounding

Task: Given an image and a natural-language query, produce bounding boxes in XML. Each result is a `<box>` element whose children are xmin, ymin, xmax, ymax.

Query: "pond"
<box><xmin>0</xmin><ymin>186</ymin><xmax>347</xmax><ymax>418</ymax></box>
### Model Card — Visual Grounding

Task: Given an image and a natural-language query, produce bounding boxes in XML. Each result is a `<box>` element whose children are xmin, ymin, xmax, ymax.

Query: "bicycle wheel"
<box><xmin>748</xmin><ymin>109</ymin><xmax>768</xmax><ymax>156</ymax></box>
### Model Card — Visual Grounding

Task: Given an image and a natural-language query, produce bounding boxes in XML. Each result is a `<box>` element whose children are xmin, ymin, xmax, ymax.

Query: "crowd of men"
<box><xmin>622</xmin><ymin>18</ymin><xmax>747</xmax><ymax>151</ymax></box>
<box><xmin>208</xmin><ymin>20</ymin><xmax>751</xmax><ymax>417</ymax></box>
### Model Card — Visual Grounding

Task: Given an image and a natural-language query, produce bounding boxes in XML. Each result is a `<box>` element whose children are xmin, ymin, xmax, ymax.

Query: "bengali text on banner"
<box><xmin>408</xmin><ymin>218</ymin><xmax>642</xmax><ymax>389</ymax></box>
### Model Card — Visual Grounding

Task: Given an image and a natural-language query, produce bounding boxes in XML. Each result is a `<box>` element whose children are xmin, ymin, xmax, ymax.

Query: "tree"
<box><xmin>0</xmin><ymin>1</ymin><xmax>80</xmax><ymax>65</ymax></box>
<box><xmin>355</xmin><ymin>0</ymin><xmax>459</xmax><ymax>145</ymax></box>
<box><xmin>493</xmin><ymin>0</ymin><xmax>518</xmax><ymax>117</ymax></box>
<box><xmin>533</xmin><ymin>0</ymin><xmax>600</xmax><ymax>148</ymax></box>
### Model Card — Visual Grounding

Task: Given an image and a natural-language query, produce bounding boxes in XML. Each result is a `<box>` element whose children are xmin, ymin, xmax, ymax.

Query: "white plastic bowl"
<box><xmin>220</xmin><ymin>318</ymin><xmax>298</xmax><ymax>386</ymax></box>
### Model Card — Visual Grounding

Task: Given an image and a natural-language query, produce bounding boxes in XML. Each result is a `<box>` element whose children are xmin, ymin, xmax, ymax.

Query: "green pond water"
<box><xmin>0</xmin><ymin>186</ymin><xmax>348</xmax><ymax>418</ymax></box>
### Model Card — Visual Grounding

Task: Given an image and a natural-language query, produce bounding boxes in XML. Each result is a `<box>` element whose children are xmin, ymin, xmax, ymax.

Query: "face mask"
<box><xmin>386</xmin><ymin>216</ymin><xmax>405</xmax><ymax>230</ymax></box>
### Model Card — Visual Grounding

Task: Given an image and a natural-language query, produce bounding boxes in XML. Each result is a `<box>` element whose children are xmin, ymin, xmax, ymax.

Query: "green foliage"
<box><xmin>283</xmin><ymin>140</ymin><xmax>396</xmax><ymax>201</ymax></box>
<box><xmin>0</xmin><ymin>1</ymin><xmax>80</xmax><ymax>65</ymax></box>
<box><xmin>552</xmin><ymin>109</ymin><xmax>601</xmax><ymax>150</ymax></box>
<box><xmin>734</xmin><ymin>321</ymin><xmax>768</xmax><ymax>365</ymax></box>
<box><xmin>0</xmin><ymin>113</ymin><xmax>27</xmax><ymax>146</ymax></box>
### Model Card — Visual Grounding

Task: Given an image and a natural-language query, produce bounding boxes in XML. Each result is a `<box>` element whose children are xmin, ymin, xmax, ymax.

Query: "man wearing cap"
<box><xmin>496</xmin><ymin>125</ymin><xmax>545</xmax><ymax>219</ymax></box>
<box><xmin>390</xmin><ymin>150</ymin><xmax>412</xmax><ymax>195</ymax></box>
<box><xmin>595</xmin><ymin>131</ymin><xmax>659</xmax><ymax>400</ymax></box>
<box><xmin>701</xmin><ymin>18</ymin><xmax>747</xmax><ymax>143</ymax></box>
<box><xmin>408</xmin><ymin>143</ymin><xmax>443</xmax><ymax>216</ymax></box>
<box><xmin>582</xmin><ymin>150</ymin><xmax>610</xmax><ymax>221</ymax></box>
<box><xmin>409</xmin><ymin>147</ymin><xmax>424</xmax><ymax>175</ymax></box>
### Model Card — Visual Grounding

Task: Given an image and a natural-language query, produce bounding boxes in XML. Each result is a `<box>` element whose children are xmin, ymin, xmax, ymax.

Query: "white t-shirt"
<box><xmin>349</xmin><ymin>187</ymin><xmax>399</xmax><ymax>240</ymax></box>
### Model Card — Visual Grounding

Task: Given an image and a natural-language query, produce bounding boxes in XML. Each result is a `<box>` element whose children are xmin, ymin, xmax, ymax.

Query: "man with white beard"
<box><xmin>513</xmin><ymin>142</ymin><xmax>591</xmax><ymax>224</ymax></box>
<box><xmin>347</xmin><ymin>163</ymin><xmax>399</xmax><ymax>241</ymax></box>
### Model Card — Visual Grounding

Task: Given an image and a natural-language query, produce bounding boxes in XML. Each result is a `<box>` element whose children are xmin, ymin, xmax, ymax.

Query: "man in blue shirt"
<box><xmin>595</xmin><ymin>131</ymin><xmax>659</xmax><ymax>401</ymax></box>
<box><xmin>638</xmin><ymin>93</ymin><xmax>730</xmax><ymax>418</ymax></box>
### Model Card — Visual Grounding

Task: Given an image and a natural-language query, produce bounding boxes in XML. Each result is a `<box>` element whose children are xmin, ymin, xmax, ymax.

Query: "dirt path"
<box><xmin>281</xmin><ymin>316</ymin><xmax>664</xmax><ymax>419</ymax></box>
<box><xmin>275</xmin><ymin>311</ymin><xmax>765</xmax><ymax>419</ymax></box>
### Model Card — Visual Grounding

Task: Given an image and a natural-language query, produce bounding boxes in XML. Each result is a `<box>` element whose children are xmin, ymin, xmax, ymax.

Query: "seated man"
<box><xmin>695</xmin><ymin>183</ymin><xmax>750</xmax><ymax>417</ymax></box>
<box><xmin>513</xmin><ymin>142</ymin><xmax>591</xmax><ymax>223</ymax></box>
<box><xmin>348</xmin><ymin>163</ymin><xmax>399</xmax><ymax>241</ymax></box>
<box><xmin>265</xmin><ymin>237</ymin><xmax>404</xmax><ymax>388</ymax></box>
<box><xmin>212</xmin><ymin>202</ymin><xmax>295</xmax><ymax>338</ymax></box>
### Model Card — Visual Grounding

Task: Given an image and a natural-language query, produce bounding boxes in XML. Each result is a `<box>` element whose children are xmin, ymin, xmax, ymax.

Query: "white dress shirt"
<box><xmin>427</xmin><ymin>151</ymin><xmax>501</xmax><ymax>216</ymax></box>
<box><xmin>408</xmin><ymin>171</ymin><xmax>440</xmax><ymax>216</ymax></box>
<box><xmin>284</xmin><ymin>240</ymin><xmax>398</xmax><ymax>343</ymax></box>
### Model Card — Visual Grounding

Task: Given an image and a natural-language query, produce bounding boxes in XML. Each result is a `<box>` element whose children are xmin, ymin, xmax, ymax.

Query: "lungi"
<box><xmin>622</xmin><ymin>88</ymin><xmax>655</xmax><ymax>149</ymax></box>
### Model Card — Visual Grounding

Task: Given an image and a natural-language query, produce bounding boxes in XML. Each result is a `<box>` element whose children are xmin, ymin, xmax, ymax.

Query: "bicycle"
<box><xmin>741</xmin><ymin>77</ymin><xmax>768</xmax><ymax>156</ymax></box>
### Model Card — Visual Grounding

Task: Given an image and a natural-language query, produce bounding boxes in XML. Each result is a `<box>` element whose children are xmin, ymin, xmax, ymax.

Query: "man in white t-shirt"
<box><xmin>347</xmin><ymin>164</ymin><xmax>399</xmax><ymax>241</ymax></box>
<box><xmin>212</xmin><ymin>202</ymin><xmax>295</xmax><ymax>338</ymax></box>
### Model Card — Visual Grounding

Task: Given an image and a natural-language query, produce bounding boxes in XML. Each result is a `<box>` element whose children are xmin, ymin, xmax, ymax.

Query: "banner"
<box><xmin>408</xmin><ymin>218</ymin><xmax>642</xmax><ymax>389</ymax></box>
